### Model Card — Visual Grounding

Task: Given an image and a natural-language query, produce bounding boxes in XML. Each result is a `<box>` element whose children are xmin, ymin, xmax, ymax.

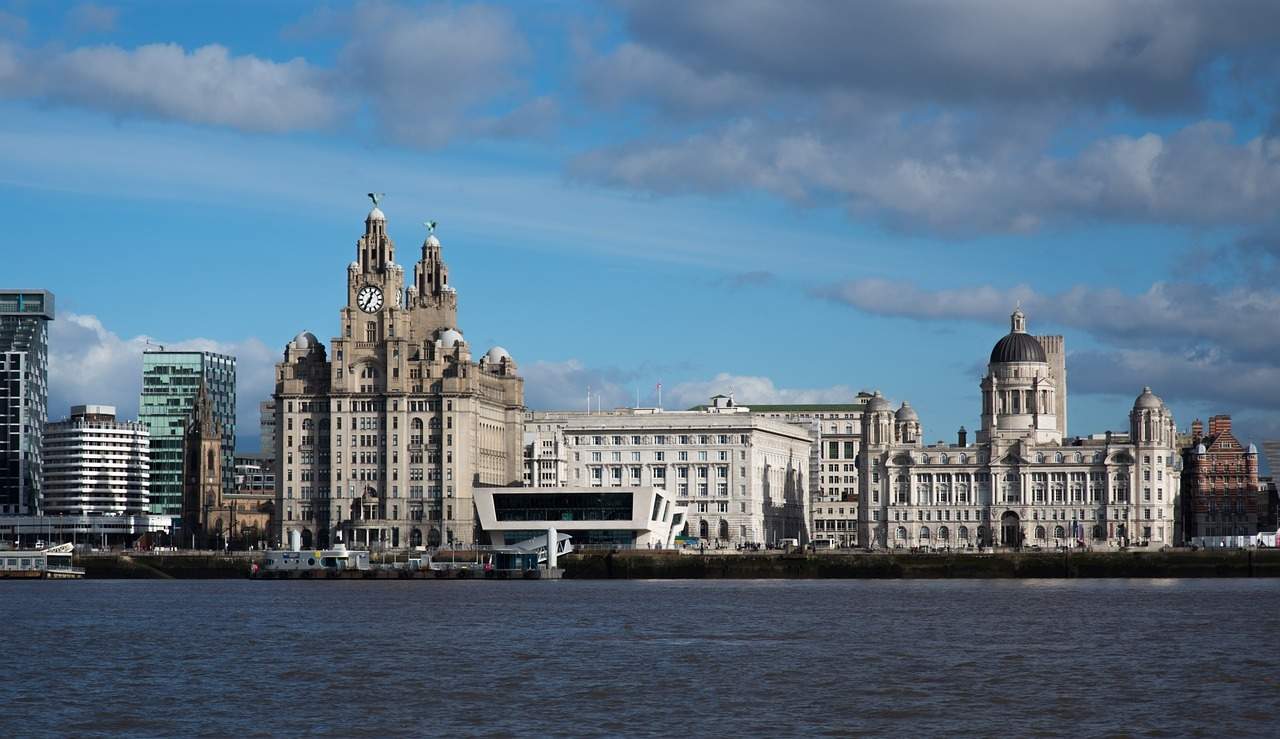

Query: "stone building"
<box><xmin>182</xmin><ymin>383</ymin><xmax>225</xmax><ymax>547</ymax></box>
<box><xmin>859</xmin><ymin>308</ymin><xmax>1182</xmax><ymax>549</ymax></box>
<box><xmin>746</xmin><ymin>399</ymin><xmax>871</xmax><ymax>547</ymax></box>
<box><xmin>524</xmin><ymin>398</ymin><xmax>814</xmax><ymax>546</ymax></box>
<box><xmin>275</xmin><ymin>200</ymin><xmax>524</xmax><ymax>550</ymax></box>
<box><xmin>1181</xmin><ymin>415</ymin><xmax>1262</xmax><ymax>539</ymax></box>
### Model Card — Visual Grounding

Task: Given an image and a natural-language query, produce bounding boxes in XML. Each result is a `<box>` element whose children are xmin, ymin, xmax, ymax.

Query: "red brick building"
<box><xmin>1181</xmin><ymin>415</ymin><xmax>1261</xmax><ymax>539</ymax></box>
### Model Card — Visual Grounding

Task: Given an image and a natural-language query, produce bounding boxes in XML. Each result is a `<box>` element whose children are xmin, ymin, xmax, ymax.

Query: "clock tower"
<box><xmin>274</xmin><ymin>196</ymin><xmax>525</xmax><ymax>551</ymax></box>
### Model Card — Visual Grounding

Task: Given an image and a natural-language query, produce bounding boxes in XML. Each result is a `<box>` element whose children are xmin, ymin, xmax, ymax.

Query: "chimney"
<box><xmin>1209</xmin><ymin>415</ymin><xmax>1231</xmax><ymax>437</ymax></box>
<box><xmin>957</xmin><ymin>426</ymin><xmax>968</xmax><ymax>447</ymax></box>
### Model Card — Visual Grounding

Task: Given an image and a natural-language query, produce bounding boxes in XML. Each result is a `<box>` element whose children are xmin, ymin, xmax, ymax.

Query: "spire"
<box><xmin>356</xmin><ymin>194</ymin><xmax>394</xmax><ymax>272</ymax></box>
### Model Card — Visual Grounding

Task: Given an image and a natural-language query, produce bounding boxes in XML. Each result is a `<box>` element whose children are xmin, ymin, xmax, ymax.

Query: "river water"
<box><xmin>2</xmin><ymin>579</ymin><xmax>1278</xmax><ymax>737</ymax></box>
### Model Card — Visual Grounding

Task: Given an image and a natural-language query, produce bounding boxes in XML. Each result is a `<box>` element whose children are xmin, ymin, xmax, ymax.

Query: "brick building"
<box><xmin>1182</xmin><ymin>415</ymin><xmax>1262</xmax><ymax>540</ymax></box>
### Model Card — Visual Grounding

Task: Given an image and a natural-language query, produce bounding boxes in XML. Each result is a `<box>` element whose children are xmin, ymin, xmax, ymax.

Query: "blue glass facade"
<box><xmin>0</xmin><ymin>290</ymin><xmax>54</xmax><ymax>515</ymax></box>
<box><xmin>139</xmin><ymin>351</ymin><xmax>236</xmax><ymax>517</ymax></box>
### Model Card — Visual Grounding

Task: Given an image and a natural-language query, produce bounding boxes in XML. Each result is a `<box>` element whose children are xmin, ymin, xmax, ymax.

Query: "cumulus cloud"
<box><xmin>605</xmin><ymin>0</ymin><xmax>1280</xmax><ymax>113</ymax></box>
<box><xmin>336</xmin><ymin>1</ymin><xmax>540</xmax><ymax>147</ymax></box>
<box><xmin>0</xmin><ymin>2</ymin><xmax>548</xmax><ymax>146</ymax></box>
<box><xmin>572</xmin><ymin>2</ymin><xmax>1280</xmax><ymax>235</ymax></box>
<box><xmin>0</xmin><ymin>43</ymin><xmax>336</xmax><ymax>132</ymax></box>
<box><xmin>817</xmin><ymin>277</ymin><xmax>1280</xmax><ymax>360</ymax></box>
<box><xmin>522</xmin><ymin>359</ymin><xmax>855</xmax><ymax>412</ymax></box>
<box><xmin>815</xmin><ymin>273</ymin><xmax>1280</xmax><ymax>423</ymax></box>
<box><xmin>47</xmin><ymin>313</ymin><xmax>277</xmax><ymax>450</ymax></box>
<box><xmin>574</xmin><ymin>119</ymin><xmax>1280</xmax><ymax>235</ymax></box>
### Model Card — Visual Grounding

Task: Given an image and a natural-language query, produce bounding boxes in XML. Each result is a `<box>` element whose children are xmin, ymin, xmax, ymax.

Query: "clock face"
<box><xmin>357</xmin><ymin>286</ymin><xmax>383</xmax><ymax>313</ymax></box>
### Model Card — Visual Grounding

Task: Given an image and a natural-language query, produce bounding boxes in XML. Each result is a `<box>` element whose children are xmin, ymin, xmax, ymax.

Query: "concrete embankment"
<box><xmin>561</xmin><ymin>549</ymin><xmax>1280</xmax><ymax>579</ymax></box>
<box><xmin>71</xmin><ymin>549</ymin><xmax>1280</xmax><ymax>579</ymax></box>
<box><xmin>76</xmin><ymin>553</ymin><xmax>262</xmax><ymax>579</ymax></box>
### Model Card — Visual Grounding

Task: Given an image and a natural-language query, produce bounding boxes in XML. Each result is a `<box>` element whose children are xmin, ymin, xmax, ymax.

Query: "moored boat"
<box><xmin>0</xmin><ymin>543</ymin><xmax>85</xmax><ymax>579</ymax></box>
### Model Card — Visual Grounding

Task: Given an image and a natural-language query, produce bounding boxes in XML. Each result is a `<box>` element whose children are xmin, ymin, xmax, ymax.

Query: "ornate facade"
<box><xmin>275</xmin><ymin>201</ymin><xmax>524</xmax><ymax>550</ymax></box>
<box><xmin>859</xmin><ymin>308</ymin><xmax>1182</xmax><ymax>549</ymax></box>
<box><xmin>1182</xmin><ymin>415</ymin><xmax>1261</xmax><ymax>539</ymax></box>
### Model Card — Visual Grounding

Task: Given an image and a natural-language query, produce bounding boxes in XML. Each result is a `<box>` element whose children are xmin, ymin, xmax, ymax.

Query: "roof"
<box><xmin>687</xmin><ymin>403</ymin><xmax>866</xmax><ymax>412</ymax></box>
<box><xmin>990</xmin><ymin>332</ymin><xmax>1047</xmax><ymax>364</ymax></box>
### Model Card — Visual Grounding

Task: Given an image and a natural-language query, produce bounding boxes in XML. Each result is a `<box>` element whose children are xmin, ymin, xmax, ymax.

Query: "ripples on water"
<box><xmin>2</xmin><ymin>579</ymin><xmax>1278</xmax><ymax>737</ymax></box>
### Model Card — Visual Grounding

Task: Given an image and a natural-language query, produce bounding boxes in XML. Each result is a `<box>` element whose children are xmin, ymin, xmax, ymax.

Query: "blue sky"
<box><xmin>3</xmin><ymin>1</ymin><xmax>1280</xmax><ymax>461</ymax></box>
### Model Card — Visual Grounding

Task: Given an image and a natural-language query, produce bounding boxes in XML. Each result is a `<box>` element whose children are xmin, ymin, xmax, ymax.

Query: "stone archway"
<box><xmin>699</xmin><ymin>519</ymin><xmax>710</xmax><ymax>540</ymax></box>
<box><xmin>301</xmin><ymin>528</ymin><xmax>314</xmax><ymax>549</ymax></box>
<box><xmin>1000</xmin><ymin>512</ymin><xmax>1022</xmax><ymax>548</ymax></box>
<box><xmin>410</xmin><ymin>528</ymin><xmax>423</xmax><ymax>548</ymax></box>
<box><xmin>427</xmin><ymin>528</ymin><xmax>442</xmax><ymax>547</ymax></box>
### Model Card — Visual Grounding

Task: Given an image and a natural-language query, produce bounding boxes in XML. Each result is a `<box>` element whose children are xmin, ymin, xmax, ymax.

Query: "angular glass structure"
<box><xmin>139</xmin><ymin>351</ymin><xmax>236</xmax><ymax>517</ymax></box>
<box><xmin>0</xmin><ymin>290</ymin><xmax>54</xmax><ymax>515</ymax></box>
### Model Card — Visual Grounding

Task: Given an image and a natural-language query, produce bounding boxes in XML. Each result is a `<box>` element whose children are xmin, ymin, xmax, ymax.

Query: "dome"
<box><xmin>436</xmin><ymin>328</ymin><xmax>464</xmax><ymax>348</ymax></box>
<box><xmin>483</xmin><ymin>346</ymin><xmax>512</xmax><ymax>364</ymax></box>
<box><xmin>866</xmin><ymin>391</ymin><xmax>893</xmax><ymax>413</ymax></box>
<box><xmin>292</xmin><ymin>331</ymin><xmax>319</xmax><ymax>350</ymax></box>
<box><xmin>1248</xmin><ymin>443</ymin><xmax>1258</xmax><ymax>455</ymax></box>
<box><xmin>425</xmin><ymin>234</ymin><xmax>441</xmax><ymax>248</ymax></box>
<box><xmin>989</xmin><ymin>306</ymin><xmax>1047</xmax><ymax>364</ymax></box>
<box><xmin>367</xmin><ymin>207</ymin><xmax>385</xmax><ymax>221</ymax></box>
<box><xmin>1133</xmin><ymin>386</ymin><xmax>1163</xmax><ymax>410</ymax></box>
<box><xmin>1194</xmin><ymin>443</ymin><xmax>1207</xmax><ymax>455</ymax></box>
<box><xmin>896</xmin><ymin>401</ymin><xmax>918</xmax><ymax>421</ymax></box>
<box><xmin>349</xmin><ymin>261</ymin><xmax>360</xmax><ymax>271</ymax></box>
<box><xmin>989</xmin><ymin>332</ymin><xmax>1047</xmax><ymax>364</ymax></box>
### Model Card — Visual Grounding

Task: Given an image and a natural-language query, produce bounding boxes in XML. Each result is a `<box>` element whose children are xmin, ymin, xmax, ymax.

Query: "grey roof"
<box><xmin>990</xmin><ymin>332</ymin><xmax>1047</xmax><ymax>364</ymax></box>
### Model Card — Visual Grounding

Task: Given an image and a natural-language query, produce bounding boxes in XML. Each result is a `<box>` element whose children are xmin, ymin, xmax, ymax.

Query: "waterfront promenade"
<box><xmin>65</xmin><ymin>548</ymin><xmax>1280</xmax><ymax>579</ymax></box>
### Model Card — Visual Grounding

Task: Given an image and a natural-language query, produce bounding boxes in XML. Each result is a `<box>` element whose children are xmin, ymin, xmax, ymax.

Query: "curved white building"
<box><xmin>42</xmin><ymin>405</ymin><xmax>150</xmax><ymax>515</ymax></box>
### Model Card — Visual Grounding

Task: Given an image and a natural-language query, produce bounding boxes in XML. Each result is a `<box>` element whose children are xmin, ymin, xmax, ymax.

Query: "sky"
<box><xmin>3</xmin><ymin>0</ymin><xmax>1280</xmax><ymax>462</ymax></box>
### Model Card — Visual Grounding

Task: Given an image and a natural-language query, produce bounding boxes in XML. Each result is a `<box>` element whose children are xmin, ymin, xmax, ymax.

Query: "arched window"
<box><xmin>1034</xmin><ymin>525</ymin><xmax>1047</xmax><ymax>540</ymax></box>
<box><xmin>938</xmin><ymin>526</ymin><xmax>950</xmax><ymax>542</ymax></box>
<box><xmin>958</xmin><ymin>525</ymin><xmax>970</xmax><ymax>541</ymax></box>
<box><xmin>718</xmin><ymin>519</ymin><xmax>730</xmax><ymax>541</ymax></box>
<box><xmin>959</xmin><ymin>453</ymin><xmax>968</xmax><ymax>464</ymax></box>
<box><xmin>1053</xmin><ymin>525</ymin><xmax>1065</xmax><ymax>539</ymax></box>
<box><xmin>699</xmin><ymin>520</ymin><xmax>709</xmax><ymax>540</ymax></box>
<box><xmin>1075</xmin><ymin>453</ymin><xmax>1083</xmax><ymax>463</ymax></box>
<box><xmin>896</xmin><ymin>526</ymin><xmax>907</xmax><ymax>541</ymax></box>
<box><xmin>1036</xmin><ymin>453</ymin><xmax>1045</xmax><ymax>464</ymax></box>
<box><xmin>1055</xmin><ymin>453</ymin><xmax>1064</xmax><ymax>463</ymax></box>
<box><xmin>921</xmin><ymin>454</ymin><xmax>930</xmax><ymax>464</ymax></box>
<box><xmin>940</xmin><ymin>454</ymin><xmax>949</xmax><ymax>464</ymax></box>
<box><xmin>920</xmin><ymin>526</ymin><xmax>931</xmax><ymax>541</ymax></box>
<box><xmin>207</xmin><ymin>449</ymin><xmax>215</xmax><ymax>469</ymax></box>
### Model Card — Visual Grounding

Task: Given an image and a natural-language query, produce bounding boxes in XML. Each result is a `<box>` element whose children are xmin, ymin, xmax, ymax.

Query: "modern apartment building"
<box><xmin>139</xmin><ymin>350</ymin><xmax>236</xmax><ymax>517</ymax></box>
<box><xmin>0</xmin><ymin>289</ymin><xmax>54</xmax><ymax>515</ymax></box>
<box><xmin>41</xmin><ymin>405</ymin><xmax>150</xmax><ymax>515</ymax></box>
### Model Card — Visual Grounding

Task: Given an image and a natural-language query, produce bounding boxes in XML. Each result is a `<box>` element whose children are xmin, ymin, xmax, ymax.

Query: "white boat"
<box><xmin>0</xmin><ymin>543</ymin><xmax>85</xmax><ymax>579</ymax></box>
<box><xmin>259</xmin><ymin>544</ymin><xmax>371</xmax><ymax>575</ymax></box>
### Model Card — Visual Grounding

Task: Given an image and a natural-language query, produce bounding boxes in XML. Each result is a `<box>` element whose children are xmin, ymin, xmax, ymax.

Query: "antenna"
<box><xmin>144</xmin><ymin>339</ymin><xmax>165</xmax><ymax>352</ymax></box>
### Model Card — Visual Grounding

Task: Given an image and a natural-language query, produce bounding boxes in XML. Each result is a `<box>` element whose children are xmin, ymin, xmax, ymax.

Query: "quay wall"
<box><xmin>561</xmin><ymin>550</ymin><xmax>1280</xmax><ymax>579</ymax></box>
<box><xmin>68</xmin><ymin>549</ymin><xmax>1280</xmax><ymax>579</ymax></box>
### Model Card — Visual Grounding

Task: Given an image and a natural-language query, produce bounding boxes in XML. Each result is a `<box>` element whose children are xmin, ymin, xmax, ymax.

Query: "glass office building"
<box><xmin>0</xmin><ymin>290</ymin><xmax>54</xmax><ymax>515</ymax></box>
<box><xmin>139</xmin><ymin>351</ymin><xmax>236</xmax><ymax>517</ymax></box>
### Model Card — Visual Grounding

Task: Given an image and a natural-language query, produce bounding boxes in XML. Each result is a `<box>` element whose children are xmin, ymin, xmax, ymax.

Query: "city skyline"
<box><xmin>4</xmin><ymin>1</ymin><xmax>1279</xmax><ymax>455</ymax></box>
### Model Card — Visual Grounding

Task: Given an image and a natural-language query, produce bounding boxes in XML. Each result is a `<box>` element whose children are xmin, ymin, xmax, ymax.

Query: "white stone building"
<box><xmin>859</xmin><ymin>308</ymin><xmax>1181</xmax><ymax>550</ymax></box>
<box><xmin>524</xmin><ymin>399</ymin><xmax>814</xmax><ymax>546</ymax></box>
<box><xmin>275</xmin><ymin>201</ymin><xmax>524</xmax><ymax>551</ymax></box>
<box><xmin>41</xmin><ymin>405</ymin><xmax>150</xmax><ymax>515</ymax></box>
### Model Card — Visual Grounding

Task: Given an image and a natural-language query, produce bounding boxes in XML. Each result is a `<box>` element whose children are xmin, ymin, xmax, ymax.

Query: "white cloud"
<box><xmin>336</xmin><ymin>1</ymin><xmax>539</xmax><ymax>147</ymax></box>
<box><xmin>522</xmin><ymin>360</ymin><xmax>855</xmax><ymax>412</ymax></box>
<box><xmin>47</xmin><ymin>313</ymin><xmax>277</xmax><ymax>450</ymax></box>
<box><xmin>1</xmin><ymin>42</ymin><xmax>336</xmax><ymax>132</ymax></box>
